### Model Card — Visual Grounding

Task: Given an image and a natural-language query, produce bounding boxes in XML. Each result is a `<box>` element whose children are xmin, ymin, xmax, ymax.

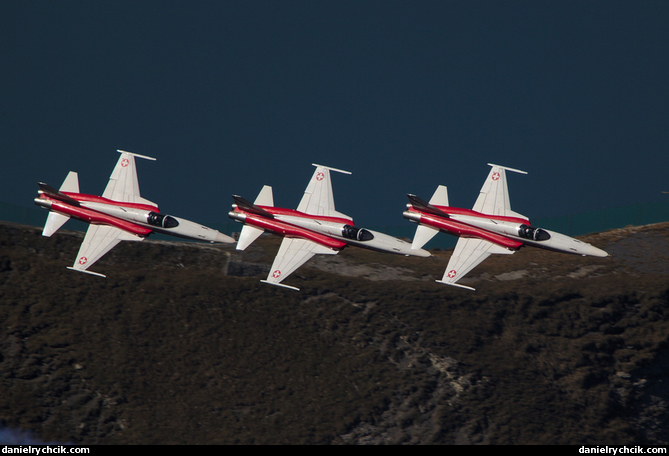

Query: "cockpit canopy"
<box><xmin>148</xmin><ymin>211</ymin><xmax>179</xmax><ymax>229</ymax></box>
<box><xmin>342</xmin><ymin>224</ymin><xmax>374</xmax><ymax>242</ymax></box>
<box><xmin>518</xmin><ymin>224</ymin><xmax>550</xmax><ymax>241</ymax></box>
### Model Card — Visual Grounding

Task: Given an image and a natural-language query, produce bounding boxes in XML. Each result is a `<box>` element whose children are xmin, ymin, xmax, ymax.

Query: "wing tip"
<box><xmin>435</xmin><ymin>280</ymin><xmax>475</xmax><ymax>291</ymax></box>
<box><xmin>486</xmin><ymin>163</ymin><xmax>528</xmax><ymax>175</ymax></box>
<box><xmin>67</xmin><ymin>267</ymin><xmax>107</xmax><ymax>278</ymax></box>
<box><xmin>117</xmin><ymin>149</ymin><xmax>157</xmax><ymax>161</ymax></box>
<box><xmin>260</xmin><ymin>280</ymin><xmax>300</xmax><ymax>291</ymax></box>
<box><xmin>311</xmin><ymin>163</ymin><xmax>352</xmax><ymax>175</ymax></box>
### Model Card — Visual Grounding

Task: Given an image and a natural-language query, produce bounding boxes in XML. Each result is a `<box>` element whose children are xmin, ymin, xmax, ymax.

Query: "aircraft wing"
<box><xmin>437</xmin><ymin>237</ymin><xmax>514</xmax><ymax>290</ymax></box>
<box><xmin>262</xmin><ymin>237</ymin><xmax>338</xmax><ymax>291</ymax></box>
<box><xmin>102</xmin><ymin>150</ymin><xmax>157</xmax><ymax>206</ymax></box>
<box><xmin>472</xmin><ymin>164</ymin><xmax>527</xmax><ymax>219</ymax></box>
<box><xmin>68</xmin><ymin>224</ymin><xmax>143</xmax><ymax>277</ymax></box>
<box><xmin>296</xmin><ymin>164</ymin><xmax>352</xmax><ymax>220</ymax></box>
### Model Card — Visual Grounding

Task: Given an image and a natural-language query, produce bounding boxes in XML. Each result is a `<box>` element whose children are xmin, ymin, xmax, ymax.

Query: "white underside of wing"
<box><xmin>438</xmin><ymin>237</ymin><xmax>514</xmax><ymax>289</ymax></box>
<box><xmin>69</xmin><ymin>224</ymin><xmax>143</xmax><ymax>277</ymax></box>
<box><xmin>263</xmin><ymin>237</ymin><xmax>338</xmax><ymax>290</ymax></box>
<box><xmin>296</xmin><ymin>165</ymin><xmax>352</xmax><ymax>220</ymax></box>
<box><xmin>472</xmin><ymin>164</ymin><xmax>527</xmax><ymax>219</ymax></box>
<box><xmin>102</xmin><ymin>151</ymin><xmax>157</xmax><ymax>206</ymax></box>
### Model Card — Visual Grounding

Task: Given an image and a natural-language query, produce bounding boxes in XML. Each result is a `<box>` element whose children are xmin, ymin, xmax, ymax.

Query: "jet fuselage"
<box><xmin>230</xmin><ymin>205</ymin><xmax>430</xmax><ymax>257</ymax></box>
<box><xmin>403</xmin><ymin>205</ymin><xmax>608</xmax><ymax>257</ymax></box>
<box><xmin>35</xmin><ymin>190</ymin><xmax>230</xmax><ymax>243</ymax></box>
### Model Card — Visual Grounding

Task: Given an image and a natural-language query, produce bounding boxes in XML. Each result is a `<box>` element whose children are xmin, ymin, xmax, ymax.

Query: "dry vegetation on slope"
<box><xmin>0</xmin><ymin>221</ymin><xmax>668</xmax><ymax>444</ymax></box>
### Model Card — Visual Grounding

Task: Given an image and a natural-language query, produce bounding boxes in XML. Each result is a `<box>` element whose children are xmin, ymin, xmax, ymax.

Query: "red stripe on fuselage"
<box><xmin>432</xmin><ymin>206</ymin><xmax>529</xmax><ymax>225</ymax></box>
<box><xmin>257</xmin><ymin>206</ymin><xmax>353</xmax><ymax>225</ymax></box>
<box><xmin>42</xmin><ymin>196</ymin><xmax>153</xmax><ymax>236</ymax></box>
<box><xmin>410</xmin><ymin>208</ymin><xmax>524</xmax><ymax>250</ymax></box>
<box><xmin>62</xmin><ymin>192</ymin><xmax>159</xmax><ymax>212</ymax></box>
<box><xmin>236</xmin><ymin>209</ymin><xmax>348</xmax><ymax>250</ymax></box>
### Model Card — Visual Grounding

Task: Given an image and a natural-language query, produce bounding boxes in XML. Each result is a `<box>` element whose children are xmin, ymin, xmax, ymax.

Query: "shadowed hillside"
<box><xmin>0</xmin><ymin>221</ymin><xmax>668</xmax><ymax>444</ymax></box>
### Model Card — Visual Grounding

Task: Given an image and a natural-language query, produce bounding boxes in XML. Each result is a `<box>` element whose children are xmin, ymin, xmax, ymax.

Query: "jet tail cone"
<box><xmin>407</xmin><ymin>194</ymin><xmax>449</xmax><ymax>217</ymax></box>
<box><xmin>37</xmin><ymin>182</ymin><xmax>80</xmax><ymax>206</ymax></box>
<box><xmin>232</xmin><ymin>195</ymin><xmax>274</xmax><ymax>218</ymax></box>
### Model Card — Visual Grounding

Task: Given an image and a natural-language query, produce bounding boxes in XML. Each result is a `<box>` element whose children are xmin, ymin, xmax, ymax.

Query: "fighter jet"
<box><xmin>403</xmin><ymin>163</ymin><xmax>608</xmax><ymax>290</ymax></box>
<box><xmin>34</xmin><ymin>150</ymin><xmax>235</xmax><ymax>277</ymax></box>
<box><xmin>229</xmin><ymin>163</ymin><xmax>430</xmax><ymax>290</ymax></box>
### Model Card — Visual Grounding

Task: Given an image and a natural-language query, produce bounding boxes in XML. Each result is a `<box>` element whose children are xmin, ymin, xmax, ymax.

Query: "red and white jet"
<box><xmin>229</xmin><ymin>164</ymin><xmax>430</xmax><ymax>291</ymax></box>
<box><xmin>34</xmin><ymin>150</ymin><xmax>235</xmax><ymax>277</ymax></box>
<box><xmin>403</xmin><ymin>163</ymin><xmax>609</xmax><ymax>290</ymax></box>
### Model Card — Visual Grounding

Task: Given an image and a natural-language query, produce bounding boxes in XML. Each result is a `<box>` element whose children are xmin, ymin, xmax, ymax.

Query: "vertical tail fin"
<box><xmin>39</xmin><ymin>171</ymin><xmax>80</xmax><ymax>237</ymax></box>
<box><xmin>254</xmin><ymin>185</ymin><xmax>274</xmax><ymax>206</ymax></box>
<box><xmin>429</xmin><ymin>185</ymin><xmax>449</xmax><ymax>206</ymax></box>
<box><xmin>406</xmin><ymin>186</ymin><xmax>450</xmax><ymax>250</ymax></box>
<box><xmin>232</xmin><ymin>186</ymin><xmax>274</xmax><ymax>251</ymax></box>
<box><xmin>59</xmin><ymin>171</ymin><xmax>80</xmax><ymax>193</ymax></box>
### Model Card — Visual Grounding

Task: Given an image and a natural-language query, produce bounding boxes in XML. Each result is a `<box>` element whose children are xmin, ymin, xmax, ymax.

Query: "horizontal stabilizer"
<box><xmin>411</xmin><ymin>224</ymin><xmax>440</xmax><ymax>250</ymax></box>
<box><xmin>407</xmin><ymin>194</ymin><xmax>450</xmax><ymax>218</ymax></box>
<box><xmin>236</xmin><ymin>224</ymin><xmax>264</xmax><ymax>251</ymax></box>
<box><xmin>232</xmin><ymin>195</ymin><xmax>274</xmax><ymax>218</ymax></box>
<box><xmin>42</xmin><ymin>211</ymin><xmax>70</xmax><ymax>237</ymax></box>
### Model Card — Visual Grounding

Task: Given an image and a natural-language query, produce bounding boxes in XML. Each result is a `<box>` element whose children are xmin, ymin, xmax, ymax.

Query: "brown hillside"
<box><xmin>0</xmin><ymin>221</ymin><xmax>668</xmax><ymax>444</ymax></box>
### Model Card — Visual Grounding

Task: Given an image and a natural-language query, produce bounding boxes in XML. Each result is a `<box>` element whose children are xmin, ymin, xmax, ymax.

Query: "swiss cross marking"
<box><xmin>272</xmin><ymin>270</ymin><xmax>282</xmax><ymax>279</ymax></box>
<box><xmin>447</xmin><ymin>270</ymin><xmax>457</xmax><ymax>279</ymax></box>
<box><xmin>492</xmin><ymin>172</ymin><xmax>500</xmax><ymax>181</ymax></box>
<box><xmin>316</xmin><ymin>172</ymin><xmax>325</xmax><ymax>181</ymax></box>
<box><xmin>79</xmin><ymin>256</ymin><xmax>88</xmax><ymax>265</ymax></box>
<box><xmin>121</xmin><ymin>158</ymin><xmax>130</xmax><ymax>167</ymax></box>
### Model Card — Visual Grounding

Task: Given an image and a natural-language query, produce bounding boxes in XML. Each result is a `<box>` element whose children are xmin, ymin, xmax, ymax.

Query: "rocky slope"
<box><xmin>0</xmin><ymin>221</ymin><xmax>668</xmax><ymax>444</ymax></box>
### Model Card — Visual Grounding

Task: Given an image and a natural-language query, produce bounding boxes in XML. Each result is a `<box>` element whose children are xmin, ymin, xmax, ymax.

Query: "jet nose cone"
<box><xmin>588</xmin><ymin>245</ymin><xmax>609</xmax><ymax>258</ymax></box>
<box><xmin>214</xmin><ymin>231</ymin><xmax>236</xmax><ymax>244</ymax></box>
<box><xmin>411</xmin><ymin>248</ymin><xmax>432</xmax><ymax>258</ymax></box>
